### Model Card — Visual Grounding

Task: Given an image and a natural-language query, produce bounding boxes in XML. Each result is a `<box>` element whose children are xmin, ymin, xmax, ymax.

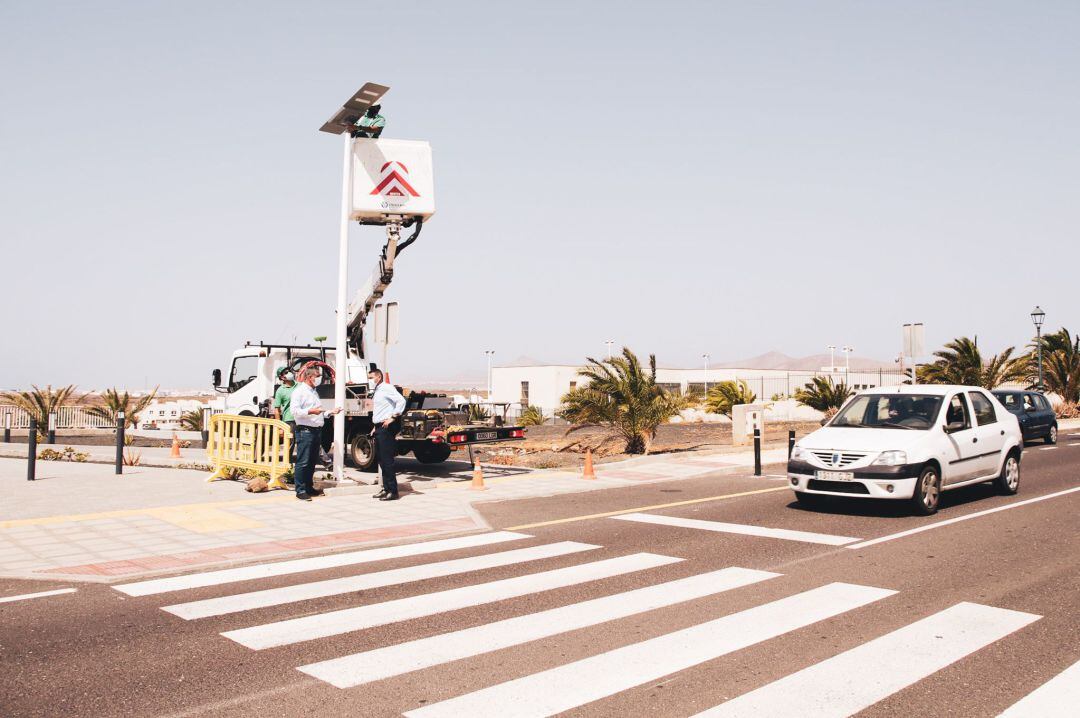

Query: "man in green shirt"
<box><xmin>351</xmin><ymin>105</ymin><xmax>386</xmax><ymax>138</ymax></box>
<box><xmin>272</xmin><ymin>367</ymin><xmax>297</xmax><ymax>460</ymax></box>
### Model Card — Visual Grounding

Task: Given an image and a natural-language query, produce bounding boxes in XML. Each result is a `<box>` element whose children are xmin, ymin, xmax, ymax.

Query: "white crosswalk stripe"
<box><xmin>164</xmin><ymin>541</ymin><xmax>598</xmax><ymax>620</ymax></box>
<box><xmin>403</xmin><ymin>582</ymin><xmax>896</xmax><ymax>718</ymax></box>
<box><xmin>297</xmin><ymin>566</ymin><xmax>780</xmax><ymax>688</ymax></box>
<box><xmin>223</xmin><ymin>552</ymin><xmax>682</xmax><ymax>650</ymax></box>
<box><xmin>999</xmin><ymin>658</ymin><xmax>1080</xmax><ymax>717</ymax></box>
<box><xmin>693</xmin><ymin>601</ymin><xmax>1041</xmax><ymax>717</ymax></box>
<box><xmin>612</xmin><ymin>512</ymin><xmax>861</xmax><ymax>545</ymax></box>
<box><xmin>114</xmin><ymin>531</ymin><xmax>532</xmax><ymax>597</ymax></box>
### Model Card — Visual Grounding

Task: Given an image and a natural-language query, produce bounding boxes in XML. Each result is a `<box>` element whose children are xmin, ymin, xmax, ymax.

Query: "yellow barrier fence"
<box><xmin>206</xmin><ymin>414</ymin><xmax>293</xmax><ymax>490</ymax></box>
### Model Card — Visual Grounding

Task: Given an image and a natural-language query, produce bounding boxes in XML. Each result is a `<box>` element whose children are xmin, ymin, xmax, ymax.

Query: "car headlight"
<box><xmin>790</xmin><ymin>446</ymin><xmax>808</xmax><ymax>461</ymax></box>
<box><xmin>873</xmin><ymin>450</ymin><xmax>907</xmax><ymax>466</ymax></box>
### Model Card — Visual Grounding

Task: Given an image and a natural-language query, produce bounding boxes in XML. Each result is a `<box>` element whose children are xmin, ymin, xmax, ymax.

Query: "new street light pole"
<box><xmin>841</xmin><ymin>345</ymin><xmax>853</xmax><ymax>382</ymax></box>
<box><xmin>827</xmin><ymin>345</ymin><xmax>836</xmax><ymax>372</ymax></box>
<box><xmin>605</xmin><ymin>340</ymin><xmax>614</xmax><ymax>360</ymax></box>
<box><xmin>1031</xmin><ymin>306</ymin><xmax>1046</xmax><ymax>391</ymax></box>
<box><xmin>485</xmin><ymin>350</ymin><xmax>495</xmax><ymax>398</ymax></box>
<box><xmin>702</xmin><ymin>353</ymin><xmax>710</xmax><ymax>395</ymax></box>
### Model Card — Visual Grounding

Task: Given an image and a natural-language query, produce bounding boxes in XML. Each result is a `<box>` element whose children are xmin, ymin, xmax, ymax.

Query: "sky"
<box><xmin>2</xmin><ymin>1</ymin><xmax>1078</xmax><ymax>390</ymax></box>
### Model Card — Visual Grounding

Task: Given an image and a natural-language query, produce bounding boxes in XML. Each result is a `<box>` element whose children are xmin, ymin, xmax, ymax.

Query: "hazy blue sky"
<box><xmin>2</xmin><ymin>1</ymin><xmax>1077</xmax><ymax>390</ymax></box>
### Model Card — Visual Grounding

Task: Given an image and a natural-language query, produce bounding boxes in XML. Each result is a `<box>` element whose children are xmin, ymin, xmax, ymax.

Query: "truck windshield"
<box><xmin>831</xmin><ymin>394</ymin><xmax>944</xmax><ymax>430</ymax></box>
<box><xmin>229</xmin><ymin>355</ymin><xmax>259</xmax><ymax>392</ymax></box>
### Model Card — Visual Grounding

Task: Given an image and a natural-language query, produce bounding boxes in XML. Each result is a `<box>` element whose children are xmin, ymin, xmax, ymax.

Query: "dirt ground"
<box><xmin>476</xmin><ymin>421</ymin><xmax>822</xmax><ymax>469</ymax></box>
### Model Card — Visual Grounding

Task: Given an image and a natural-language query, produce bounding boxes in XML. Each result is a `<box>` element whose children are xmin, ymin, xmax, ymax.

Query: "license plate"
<box><xmin>475</xmin><ymin>431</ymin><xmax>498</xmax><ymax>441</ymax></box>
<box><xmin>816</xmin><ymin>470</ymin><xmax>855</xmax><ymax>481</ymax></box>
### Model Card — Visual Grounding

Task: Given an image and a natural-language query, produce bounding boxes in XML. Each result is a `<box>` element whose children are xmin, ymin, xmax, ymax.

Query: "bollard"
<box><xmin>3</xmin><ymin>412</ymin><xmax>10</xmax><ymax>443</ymax></box>
<box><xmin>788</xmin><ymin>429</ymin><xmax>795</xmax><ymax>458</ymax></box>
<box><xmin>115</xmin><ymin>411</ymin><xmax>125</xmax><ymax>475</ymax></box>
<box><xmin>47</xmin><ymin>412</ymin><xmax>56</xmax><ymax>445</ymax></box>
<box><xmin>753</xmin><ymin>427</ymin><xmax>761</xmax><ymax>476</ymax></box>
<box><xmin>582</xmin><ymin>448</ymin><xmax>596</xmax><ymax>480</ymax></box>
<box><xmin>27</xmin><ymin>418</ymin><xmax>37</xmax><ymax>481</ymax></box>
<box><xmin>201</xmin><ymin>407</ymin><xmax>211</xmax><ymax>447</ymax></box>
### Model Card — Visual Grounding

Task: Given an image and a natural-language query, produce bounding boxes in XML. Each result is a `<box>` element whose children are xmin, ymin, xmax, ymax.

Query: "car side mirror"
<box><xmin>212</xmin><ymin>369</ymin><xmax>222</xmax><ymax>387</ymax></box>
<box><xmin>944</xmin><ymin>420</ymin><xmax>964</xmax><ymax>433</ymax></box>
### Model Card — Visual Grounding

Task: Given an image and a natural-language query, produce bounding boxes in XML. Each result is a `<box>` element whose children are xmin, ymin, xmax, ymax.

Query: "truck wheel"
<box><xmin>414</xmin><ymin>445</ymin><xmax>453</xmax><ymax>464</ymax></box>
<box><xmin>348</xmin><ymin>434</ymin><xmax>377</xmax><ymax>472</ymax></box>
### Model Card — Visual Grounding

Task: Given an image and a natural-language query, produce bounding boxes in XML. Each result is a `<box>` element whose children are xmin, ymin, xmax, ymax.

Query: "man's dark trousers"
<box><xmin>375</xmin><ymin>423</ymin><xmax>399</xmax><ymax>495</ymax></box>
<box><xmin>294</xmin><ymin>425</ymin><xmax>319</xmax><ymax>496</ymax></box>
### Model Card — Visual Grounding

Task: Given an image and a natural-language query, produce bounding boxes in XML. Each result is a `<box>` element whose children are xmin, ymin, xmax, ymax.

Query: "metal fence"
<box><xmin>0</xmin><ymin>405</ymin><xmax>119</xmax><ymax>430</ymax></box>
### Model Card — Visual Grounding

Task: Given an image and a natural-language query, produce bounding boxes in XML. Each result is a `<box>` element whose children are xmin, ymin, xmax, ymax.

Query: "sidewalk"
<box><xmin>0</xmin><ymin>444</ymin><xmax>788</xmax><ymax>582</ymax></box>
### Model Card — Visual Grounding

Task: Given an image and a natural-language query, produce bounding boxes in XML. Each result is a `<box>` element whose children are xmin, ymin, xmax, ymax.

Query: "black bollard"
<box><xmin>201</xmin><ymin>407</ymin><xmax>211</xmax><ymax>448</ymax></box>
<box><xmin>115</xmin><ymin>411</ymin><xmax>125</xmax><ymax>475</ymax></box>
<box><xmin>27</xmin><ymin>418</ymin><xmax>37</xmax><ymax>481</ymax></box>
<box><xmin>47</xmin><ymin>412</ymin><xmax>56</xmax><ymax>445</ymax></box>
<box><xmin>753</xmin><ymin>427</ymin><xmax>762</xmax><ymax>476</ymax></box>
<box><xmin>788</xmin><ymin>429</ymin><xmax>796</xmax><ymax>458</ymax></box>
<box><xmin>3</xmin><ymin>412</ymin><xmax>10</xmax><ymax>443</ymax></box>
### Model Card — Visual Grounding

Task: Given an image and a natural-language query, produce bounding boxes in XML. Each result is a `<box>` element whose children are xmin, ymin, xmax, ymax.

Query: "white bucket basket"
<box><xmin>350</xmin><ymin>138</ymin><xmax>435</xmax><ymax>223</ymax></box>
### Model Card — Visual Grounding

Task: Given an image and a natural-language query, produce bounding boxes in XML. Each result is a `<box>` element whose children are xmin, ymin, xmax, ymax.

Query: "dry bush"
<box><xmin>1054</xmin><ymin>401</ymin><xmax>1079</xmax><ymax>419</ymax></box>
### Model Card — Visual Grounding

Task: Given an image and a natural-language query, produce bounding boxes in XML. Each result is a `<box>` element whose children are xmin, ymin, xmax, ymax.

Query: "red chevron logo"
<box><xmin>370</xmin><ymin>160</ymin><xmax>420</xmax><ymax>197</ymax></box>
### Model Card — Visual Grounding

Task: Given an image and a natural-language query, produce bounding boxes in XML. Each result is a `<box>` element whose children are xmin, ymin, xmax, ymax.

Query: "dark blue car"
<box><xmin>992</xmin><ymin>390</ymin><xmax>1058</xmax><ymax>444</ymax></box>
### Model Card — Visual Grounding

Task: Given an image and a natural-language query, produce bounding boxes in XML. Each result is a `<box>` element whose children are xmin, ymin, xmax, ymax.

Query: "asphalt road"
<box><xmin>2</xmin><ymin>434</ymin><xmax>1078</xmax><ymax>717</ymax></box>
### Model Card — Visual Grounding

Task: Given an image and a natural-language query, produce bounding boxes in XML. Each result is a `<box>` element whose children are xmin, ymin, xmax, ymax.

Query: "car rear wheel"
<box><xmin>1045</xmin><ymin>424</ymin><xmax>1058</xmax><ymax>445</ymax></box>
<box><xmin>910</xmin><ymin>466</ymin><xmax>941</xmax><ymax>516</ymax></box>
<box><xmin>348</xmin><ymin>433</ymin><xmax>377</xmax><ymax>472</ymax></box>
<box><xmin>995</xmin><ymin>452</ymin><xmax>1020</xmax><ymax>495</ymax></box>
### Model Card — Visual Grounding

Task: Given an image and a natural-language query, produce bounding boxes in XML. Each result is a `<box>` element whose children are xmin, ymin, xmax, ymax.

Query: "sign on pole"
<box><xmin>903</xmin><ymin>323</ymin><xmax>925</xmax><ymax>360</ymax></box>
<box><xmin>372</xmin><ymin>301</ymin><xmax>399</xmax><ymax>345</ymax></box>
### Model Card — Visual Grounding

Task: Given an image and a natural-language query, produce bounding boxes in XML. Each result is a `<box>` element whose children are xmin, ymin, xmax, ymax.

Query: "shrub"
<box><xmin>519</xmin><ymin>405</ymin><xmax>547</xmax><ymax>426</ymax></box>
<box><xmin>704</xmin><ymin>380</ymin><xmax>757</xmax><ymax>418</ymax></box>
<box><xmin>38</xmin><ymin>446</ymin><xmax>89</xmax><ymax>462</ymax></box>
<box><xmin>1054</xmin><ymin>401</ymin><xmax>1079</xmax><ymax>419</ymax></box>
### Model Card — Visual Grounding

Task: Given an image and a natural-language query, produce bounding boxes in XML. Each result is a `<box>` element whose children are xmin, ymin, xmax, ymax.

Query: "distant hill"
<box><xmin>712</xmin><ymin>351</ymin><xmax>894</xmax><ymax>371</ymax></box>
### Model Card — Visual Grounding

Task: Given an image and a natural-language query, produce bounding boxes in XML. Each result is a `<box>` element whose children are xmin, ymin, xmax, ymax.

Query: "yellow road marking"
<box><xmin>145</xmin><ymin>506</ymin><xmax>264</xmax><ymax>533</ymax></box>
<box><xmin>505</xmin><ymin>486</ymin><xmax>789</xmax><ymax>530</ymax></box>
<box><xmin>0</xmin><ymin>494</ymin><xmax>291</xmax><ymax>529</ymax></box>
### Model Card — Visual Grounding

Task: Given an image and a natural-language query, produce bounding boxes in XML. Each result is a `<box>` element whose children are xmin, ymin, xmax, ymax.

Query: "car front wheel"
<box><xmin>910</xmin><ymin>466</ymin><xmax>941</xmax><ymax>516</ymax></box>
<box><xmin>995</xmin><ymin>452</ymin><xmax>1020</xmax><ymax>495</ymax></box>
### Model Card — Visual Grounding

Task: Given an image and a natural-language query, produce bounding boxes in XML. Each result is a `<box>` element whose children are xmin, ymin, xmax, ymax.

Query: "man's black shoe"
<box><xmin>296</xmin><ymin>493</ymin><xmax>313</xmax><ymax>501</ymax></box>
<box><xmin>379</xmin><ymin>493</ymin><xmax>399</xmax><ymax>501</ymax></box>
<box><xmin>372</xmin><ymin>490</ymin><xmax>388</xmax><ymax>499</ymax></box>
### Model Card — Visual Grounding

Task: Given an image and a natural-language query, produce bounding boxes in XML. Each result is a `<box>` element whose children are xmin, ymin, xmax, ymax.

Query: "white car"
<box><xmin>788</xmin><ymin>385</ymin><xmax>1023</xmax><ymax>515</ymax></box>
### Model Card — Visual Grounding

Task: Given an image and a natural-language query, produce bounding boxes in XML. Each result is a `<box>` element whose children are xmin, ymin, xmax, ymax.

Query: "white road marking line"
<box><xmin>999</xmin><ymin>658</ymin><xmax>1080</xmax><ymax>717</ymax></box>
<box><xmin>695</xmin><ymin>601</ymin><xmax>1040</xmax><ymax>717</ymax></box>
<box><xmin>164</xmin><ymin>541</ymin><xmax>598</xmax><ymax>620</ymax></box>
<box><xmin>115</xmin><ymin>531</ymin><xmax>531</xmax><ymax>597</ymax></box>
<box><xmin>223</xmin><ymin>553</ymin><xmax>682</xmax><ymax>650</ymax></box>
<box><xmin>612</xmin><ymin>512</ymin><xmax>860</xmax><ymax>546</ymax></box>
<box><xmin>0</xmin><ymin>587</ymin><xmax>77</xmax><ymax>604</ymax></box>
<box><xmin>299</xmin><ymin>566</ymin><xmax>780</xmax><ymax>688</ymax></box>
<box><xmin>1038</xmin><ymin>446</ymin><xmax>1058</xmax><ymax>451</ymax></box>
<box><xmin>403</xmin><ymin>582</ymin><xmax>895</xmax><ymax>718</ymax></box>
<box><xmin>847</xmin><ymin>486</ymin><xmax>1080</xmax><ymax>550</ymax></box>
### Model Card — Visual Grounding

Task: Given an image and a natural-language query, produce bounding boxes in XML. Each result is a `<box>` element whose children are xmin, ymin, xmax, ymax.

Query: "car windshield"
<box><xmin>830</xmin><ymin>394</ymin><xmax>944</xmax><ymax>430</ymax></box>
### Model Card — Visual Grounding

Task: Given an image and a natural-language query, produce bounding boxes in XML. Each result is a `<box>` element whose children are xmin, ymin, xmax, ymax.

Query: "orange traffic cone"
<box><xmin>471</xmin><ymin>455</ymin><xmax>486</xmax><ymax>491</ymax></box>
<box><xmin>583</xmin><ymin>448</ymin><xmax>596</xmax><ymax>479</ymax></box>
<box><xmin>170</xmin><ymin>432</ymin><xmax>182</xmax><ymax>458</ymax></box>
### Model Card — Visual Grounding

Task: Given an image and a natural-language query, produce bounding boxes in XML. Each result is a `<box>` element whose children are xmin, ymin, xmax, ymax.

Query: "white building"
<box><xmin>138</xmin><ymin>399</ymin><xmax>208</xmax><ymax>430</ymax></box>
<box><xmin>491</xmin><ymin>354</ymin><xmax>903</xmax><ymax>418</ymax></box>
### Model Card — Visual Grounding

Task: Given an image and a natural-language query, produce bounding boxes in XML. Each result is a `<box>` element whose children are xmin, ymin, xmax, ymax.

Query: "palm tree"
<box><xmin>559</xmin><ymin>347</ymin><xmax>691</xmax><ymax>454</ymax></box>
<box><xmin>918</xmin><ymin>337</ymin><xmax>1026</xmax><ymax>389</ymax></box>
<box><xmin>1028</xmin><ymin>328</ymin><xmax>1080</xmax><ymax>402</ymax></box>
<box><xmin>795</xmin><ymin>376</ymin><xmax>853</xmax><ymax>413</ymax></box>
<box><xmin>0</xmin><ymin>384</ymin><xmax>82</xmax><ymax>437</ymax></box>
<box><xmin>518</xmin><ymin>405</ymin><xmax>547</xmax><ymax>426</ymax></box>
<box><xmin>179</xmin><ymin>408</ymin><xmax>206</xmax><ymax>432</ymax></box>
<box><xmin>86</xmin><ymin>387</ymin><xmax>159</xmax><ymax>430</ymax></box>
<box><xmin>704</xmin><ymin>380</ymin><xmax>757</xmax><ymax>418</ymax></box>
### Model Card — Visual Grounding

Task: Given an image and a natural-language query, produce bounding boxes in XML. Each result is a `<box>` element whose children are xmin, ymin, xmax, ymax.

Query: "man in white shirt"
<box><xmin>289</xmin><ymin>365</ymin><xmax>341</xmax><ymax>501</ymax></box>
<box><xmin>369</xmin><ymin>367</ymin><xmax>407</xmax><ymax>500</ymax></box>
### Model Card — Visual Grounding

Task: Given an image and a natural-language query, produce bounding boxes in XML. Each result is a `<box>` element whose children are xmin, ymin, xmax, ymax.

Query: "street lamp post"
<box><xmin>605</xmin><ymin>340</ymin><xmax>614</xmax><ymax>360</ymax></box>
<box><xmin>826</xmin><ymin>345</ymin><xmax>836</xmax><ymax>373</ymax></box>
<box><xmin>1031</xmin><ymin>306</ymin><xmax>1046</xmax><ymax>391</ymax></box>
<box><xmin>702</xmin><ymin>353</ymin><xmax>710</xmax><ymax>396</ymax></box>
<box><xmin>841</xmin><ymin>345</ymin><xmax>853</xmax><ymax>382</ymax></box>
<box><xmin>485</xmin><ymin>350</ymin><xmax>495</xmax><ymax>398</ymax></box>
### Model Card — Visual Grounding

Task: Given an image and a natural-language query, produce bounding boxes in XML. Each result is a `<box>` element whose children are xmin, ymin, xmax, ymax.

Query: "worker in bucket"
<box><xmin>289</xmin><ymin>365</ymin><xmax>341</xmax><ymax>501</ymax></box>
<box><xmin>272</xmin><ymin>367</ymin><xmax>297</xmax><ymax>461</ymax></box>
<box><xmin>351</xmin><ymin>104</ymin><xmax>385</xmax><ymax>138</ymax></box>
<box><xmin>369</xmin><ymin>367</ymin><xmax>406</xmax><ymax>501</ymax></box>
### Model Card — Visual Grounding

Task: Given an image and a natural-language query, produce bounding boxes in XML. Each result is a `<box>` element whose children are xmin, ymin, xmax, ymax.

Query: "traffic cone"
<box><xmin>471</xmin><ymin>455</ymin><xmax>486</xmax><ymax>491</ymax></box>
<box><xmin>583</xmin><ymin>448</ymin><xmax>596</xmax><ymax>479</ymax></box>
<box><xmin>170</xmin><ymin>432</ymin><xmax>182</xmax><ymax>459</ymax></box>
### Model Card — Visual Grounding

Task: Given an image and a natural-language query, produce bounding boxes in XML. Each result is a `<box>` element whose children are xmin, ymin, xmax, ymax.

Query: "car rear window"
<box><xmin>968</xmin><ymin>391</ymin><xmax>997</xmax><ymax>426</ymax></box>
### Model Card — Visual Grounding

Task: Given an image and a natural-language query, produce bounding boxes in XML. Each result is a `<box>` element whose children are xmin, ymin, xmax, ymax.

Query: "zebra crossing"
<box><xmin>113</xmin><ymin>531</ymin><xmax>1071</xmax><ymax>717</ymax></box>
